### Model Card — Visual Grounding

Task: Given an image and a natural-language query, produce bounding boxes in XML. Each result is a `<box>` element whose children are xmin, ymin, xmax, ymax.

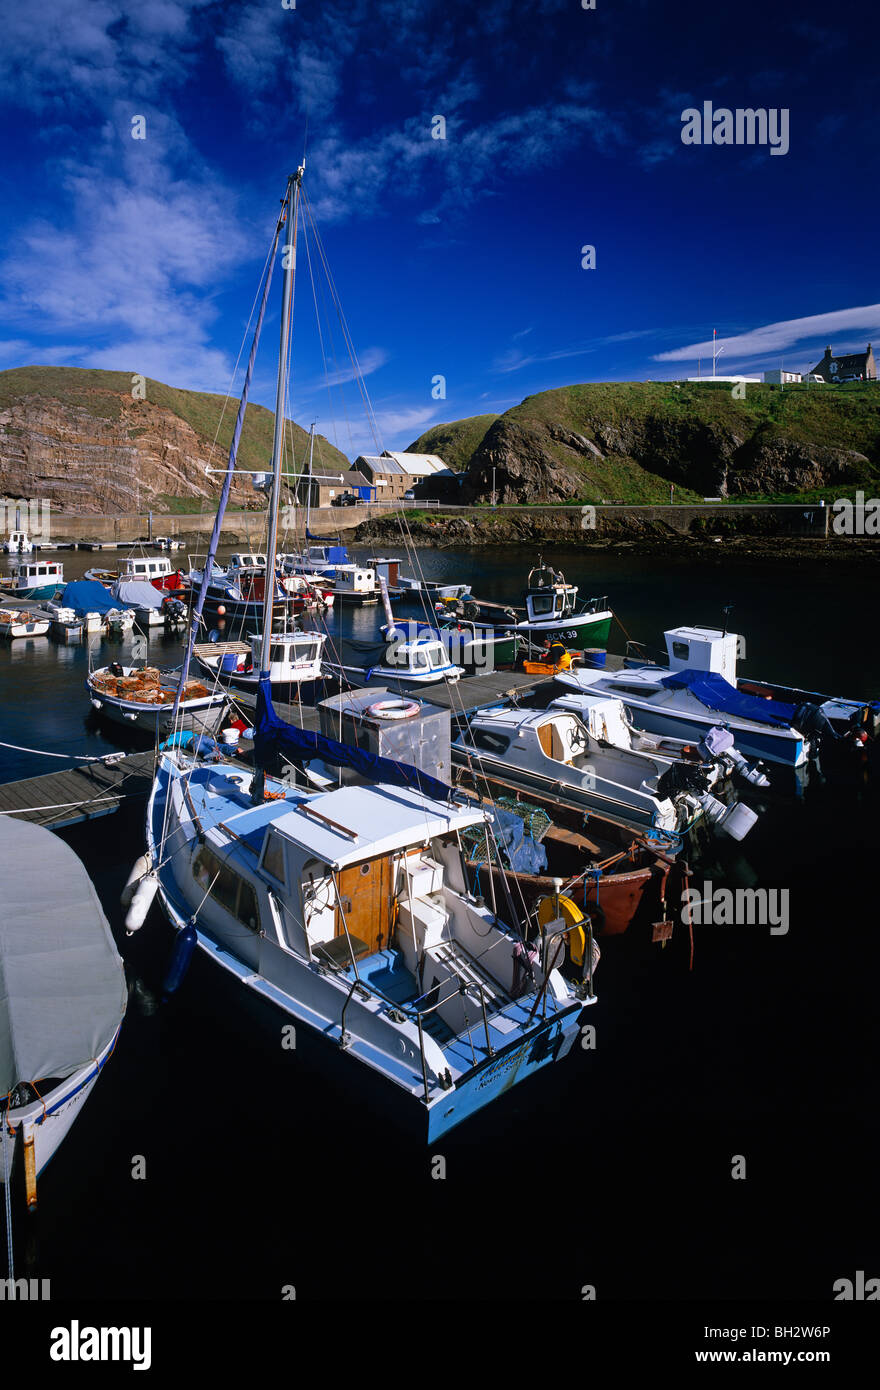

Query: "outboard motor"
<box><xmin>698</xmin><ymin>724</ymin><xmax>769</xmax><ymax>787</ymax></box>
<box><xmin>793</xmin><ymin>701</ymin><xmax>839</xmax><ymax>746</ymax></box>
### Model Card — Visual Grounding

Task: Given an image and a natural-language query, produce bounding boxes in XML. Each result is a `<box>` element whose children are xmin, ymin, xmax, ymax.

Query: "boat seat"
<box><xmin>314</xmin><ymin>933</ymin><xmax>370</xmax><ymax>968</ymax></box>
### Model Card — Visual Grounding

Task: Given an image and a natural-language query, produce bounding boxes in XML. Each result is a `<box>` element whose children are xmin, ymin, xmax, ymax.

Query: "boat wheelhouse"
<box><xmin>195</xmin><ymin>630</ymin><xmax>326</xmax><ymax>692</ymax></box>
<box><xmin>7</xmin><ymin>559</ymin><xmax>64</xmax><ymax>600</ymax></box>
<box><xmin>517</xmin><ymin>563</ymin><xmax>612</xmax><ymax>650</ymax></box>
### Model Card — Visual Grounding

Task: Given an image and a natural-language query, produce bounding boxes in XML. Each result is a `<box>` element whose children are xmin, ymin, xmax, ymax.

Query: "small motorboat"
<box><xmin>381</xmin><ymin>618</ymin><xmax>521</xmax><ymax>673</ymax></box>
<box><xmin>325</xmin><ymin>633</ymin><xmax>464</xmax><ymax>691</ymax></box>
<box><xmin>557</xmin><ymin>624</ymin><xmax>880</xmax><ymax>767</ymax></box>
<box><xmin>452</xmin><ymin>697</ymin><xmax>760</xmax><ymax>839</ymax></box>
<box><xmin>0</xmin><ymin>607</ymin><xmax>50</xmax><ymax>639</ymax></box>
<box><xmin>1</xmin><ymin>530</ymin><xmax>34</xmax><ymax>554</ymax></box>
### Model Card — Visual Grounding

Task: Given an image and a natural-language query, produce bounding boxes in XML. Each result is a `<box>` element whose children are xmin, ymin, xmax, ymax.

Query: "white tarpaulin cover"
<box><xmin>111</xmin><ymin>578</ymin><xmax>164</xmax><ymax>610</ymax></box>
<box><xmin>0</xmin><ymin>817</ymin><xmax>127</xmax><ymax>1091</ymax></box>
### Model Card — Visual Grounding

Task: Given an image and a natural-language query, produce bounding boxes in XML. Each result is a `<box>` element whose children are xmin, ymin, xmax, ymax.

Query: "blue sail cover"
<box><xmin>661</xmin><ymin>669</ymin><xmax>797</xmax><ymax>729</ymax></box>
<box><xmin>61</xmin><ymin>580</ymin><xmax>120</xmax><ymax>615</ymax></box>
<box><xmin>254</xmin><ymin>676</ymin><xmax>454</xmax><ymax>803</ymax></box>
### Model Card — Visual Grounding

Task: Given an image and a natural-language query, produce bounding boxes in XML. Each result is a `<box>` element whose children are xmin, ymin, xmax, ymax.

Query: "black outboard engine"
<box><xmin>793</xmin><ymin>701</ymin><xmax>841</xmax><ymax>747</ymax></box>
<box><xmin>656</xmin><ymin>761</ymin><xmax>711</xmax><ymax>800</ymax></box>
<box><xmin>109</xmin><ymin>661</ymin><xmax>124</xmax><ymax>678</ymax></box>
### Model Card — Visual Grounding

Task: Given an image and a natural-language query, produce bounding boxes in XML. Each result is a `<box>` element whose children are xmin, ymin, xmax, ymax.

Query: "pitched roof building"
<box><xmin>809</xmin><ymin>343</ymin><xmax>876</xmax><ymax>381</ymax></box>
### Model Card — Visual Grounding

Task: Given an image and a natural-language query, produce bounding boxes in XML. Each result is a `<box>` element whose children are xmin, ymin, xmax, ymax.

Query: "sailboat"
<box><xmin>134</xmin><ymin>169</ymin><xmax>591</xmax><ymax>1140</ymax></box>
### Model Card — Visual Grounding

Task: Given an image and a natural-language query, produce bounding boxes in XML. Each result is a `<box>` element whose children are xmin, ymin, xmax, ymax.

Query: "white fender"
<box><xmin>121</xmin><ymin>853</ymin><xmax>152</xmax><ymax>908</ymax></box>
<box><xmin>125</xmin><ymin>871</ymin><xmax>160</xmax><ymax>934</ymax></box>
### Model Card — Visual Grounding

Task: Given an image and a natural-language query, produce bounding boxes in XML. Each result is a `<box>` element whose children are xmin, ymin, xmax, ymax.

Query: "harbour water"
<box><xmin>1</xmin><ymin>543</ymin><xmax>878</xmax><ymax>1300</ymax></box>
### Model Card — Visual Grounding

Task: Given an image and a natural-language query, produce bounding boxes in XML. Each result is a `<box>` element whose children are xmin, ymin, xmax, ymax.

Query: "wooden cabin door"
<box><xmin>334</xmin><ymin>854</ymin><xmax>394</xmax><ymax>957</ymax></box>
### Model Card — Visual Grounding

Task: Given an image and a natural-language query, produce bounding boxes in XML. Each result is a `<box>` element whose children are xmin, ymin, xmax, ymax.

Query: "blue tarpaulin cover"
<box><xmin>254</xmin><ymin>675</ymin><xmax>453</xmax><ymax>803</ymax></box>
<box><xmin>60</xmin><ymin>579</ymin><xmax>120</xmax><ymax>615</ymax></box>
<box><xmin>661</xmin><ymin>669</ymin><xmax>797</xmax><ymax>728</ymax></box>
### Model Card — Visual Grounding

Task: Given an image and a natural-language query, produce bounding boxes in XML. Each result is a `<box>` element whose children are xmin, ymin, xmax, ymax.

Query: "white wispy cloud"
<box><xmin>492</xmin><ymin>343</ymin><xmax>596</xmax><ymax>374</ymax></box>
<box><xmin>318</xmin><ymin>347</ymin><xmax>390</xmax><ymax>389</ymax></box>
<box><xmin>653</xmin><ymin>305</ymin><xmax>880</xmax><ymax>362</ymax></box>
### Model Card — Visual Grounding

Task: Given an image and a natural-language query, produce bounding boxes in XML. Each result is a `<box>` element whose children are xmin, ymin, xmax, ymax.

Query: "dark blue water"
<box><xmin>1</xmin><ymin>544</ymin><xmax>878</xmax><ymax>1302</ymax></box>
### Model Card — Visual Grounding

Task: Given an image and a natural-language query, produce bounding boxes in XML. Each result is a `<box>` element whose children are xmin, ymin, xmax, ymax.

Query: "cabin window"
<box><xmin>412</xmin><ymin>650</ymin><xmax>429</xmax><ymax>669</ymax></box>
<box><xmin>472</xmin><ymin>729</ymin><xmax>510</xmax><ymax>755</ymax></box>
<box><xmin>261</xmin><ymin>834</ymin><xmax>286</xmax><ymax>886</ymax></box>
<box><xmin>269</xmin><ymin>644</ymin><xmax>289</xmax><ymax>663</ymax></box>
<box><xmin>531</xmin><ymin>593</ymin><xmax>554</xmax><ymax>615</ymax></box>
<box><xmin>672</xmin><ymin>642</ymin><xmax>689</xmax><ymax>660</ymax></box>
<box><xmin>192</xmin><ymin>846</ymin><xmax>260</xmax><ymax>931</ymax></box>
<box><xmin>37</xmin><ymin>566</ymin><xmax>46</xmax><ymax>575</ymax></box>
<box><xmin>135</xmin><ymin>564</ymin><xmax>146</xmax><ymax>574</ymax></box>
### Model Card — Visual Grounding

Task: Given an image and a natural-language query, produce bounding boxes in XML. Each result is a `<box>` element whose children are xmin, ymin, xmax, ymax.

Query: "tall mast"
<box><xmin>260</xmin><ymin>166</ymin><xmax>303</xmax><ymax>671</ymax></box>
<box><xmin>305</xmin><ymin>419</ymin><xmax>316</xmax><ymax>536</ymax></box>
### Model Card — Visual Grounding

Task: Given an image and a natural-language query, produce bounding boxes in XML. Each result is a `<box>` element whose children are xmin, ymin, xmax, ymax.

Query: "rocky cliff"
<box><xmin>429</xmin><ymin>381</ymin><xmax>880</xmax><ymax>504</ymax></box>
<box><xmin>0</xmin><ymin>366</ymin><xmax>350</xmax><ymax>514</ymax></box>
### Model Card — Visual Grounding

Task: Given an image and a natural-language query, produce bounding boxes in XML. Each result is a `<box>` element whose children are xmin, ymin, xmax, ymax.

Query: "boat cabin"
<box><xmin>366</xmin><ymin>556</ymin><xmax>401</xmax><ymax>588</ymax></box>
<box><xmin>550</xmin><ymin>692</ymin><xmax>634</xmax><ymax>749</ymax></box>
<box><xmin>122</xmin><ymin>555</ymin><xmax>173</xmax><ymax>581</ymax></box>
<box><xmin>332</xmin><ymin>564</ymin><xmax>376</xmax><ymax>596</ymax></box>
<box><xmin>384</xmin><ymin>635</ymin><xmax>460</xmax><ymax>680</ymax></box>
<box><xmin>249</xmin><ymin>632</ymin><xmax>324</xmax><ymax>680</ymax></box>
<box><xmin>663</xmin><ymin>626</ymin><xmax>740</xmax><ymax>681</ymax></box>
<box><xmin>4</xmin><ymin>531</ymin><xmax>32</xmax><ymax>552</ymax></box>
<box><xmin>13</xmin><ymin>560</ymin><xmax>64</xmax><ymax>591</ymax></box>
<box><xmin>229</xmin><ymin>552</ymin><xmax>268</xmax><ymax>573</ymax></box>
<box><xmin>523</xmin><ymin>565</ymin><xmax>578</xmax><ymax>623</ymax></box>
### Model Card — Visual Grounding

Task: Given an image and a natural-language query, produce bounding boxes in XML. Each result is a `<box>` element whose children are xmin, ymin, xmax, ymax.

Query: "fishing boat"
<box><xmin>85</xmin><ymin>552</ymin><xmax>185</xmax><ymax>594</ymax></box>
<box><xmin>2</xmin><ymin>530</ymin><xmax>33</xmax><ymax>554</ymax></box>
<box><xmin>194</xmin><ymin>629</ymin><xmax>325</xmax><ymax>693</ymax></box>
<box><xmin>454</xmin><ymin>563</ymin><xmax>612</xmax><ymax>652</ymax></box>
<box><xmin>87</xmin><ymin>661</ymin><xmax>227</xmax><ymax>734</ymax></box>
<box><xmin>451</xmin><ymin>697</ymin><xmax>760</xmax><ymax>839</ymax></box>
<box><xmin>0</xmin><ymin>816</ymin><xmax>126</xmax><ymax>1211</ymax></box>
<box><xmin>3</xmin><ymin>559</ymin><xmax>64</xmax><ymax>600</ymax></box>
<box><xmin>0</xmin><ymin>607</ymin><xmax>50</xmax><ymax>639</ymax></box>
<box><xmin>557</xmin><ymin>624</ymin><xmax>880</xmax><ymax>767</ymax></box>
<box><xmin>134</xmin><ymin>170</ymin><xmax>591</xmax><ymax>1141</ymax></box>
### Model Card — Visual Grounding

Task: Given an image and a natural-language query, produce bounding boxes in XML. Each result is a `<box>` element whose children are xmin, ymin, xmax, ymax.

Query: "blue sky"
<box><xmin>0</xmin><ymin>0</ymin><xmax>877</xmax><ymax>460</ymax></box>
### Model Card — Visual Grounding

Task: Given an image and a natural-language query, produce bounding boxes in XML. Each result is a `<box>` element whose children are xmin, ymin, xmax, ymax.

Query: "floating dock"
<box><xmin>0</xmin><ymin>751</ymin><xmax>155</xmax><ymax>830</ymax></box>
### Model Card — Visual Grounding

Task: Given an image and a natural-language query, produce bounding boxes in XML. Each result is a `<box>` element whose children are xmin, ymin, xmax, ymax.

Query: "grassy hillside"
<box><xmin>507</xmin><ymin>379</ymin><xmax>880</xmax><ymax>461</ymax></box>
<box><xmin>407</xmin><ymin>413</ymin><xmax>499</xmax><ymax>470</ymax></box>
<box><xmin>0</xmin><ymin>365</ymin><xmax>351</xmax><ymax>477</ymax></box>
<box><xmin>461</xmin><ymin>378</ymin><xmax>880</xmax><ymax>504</ymax></box>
